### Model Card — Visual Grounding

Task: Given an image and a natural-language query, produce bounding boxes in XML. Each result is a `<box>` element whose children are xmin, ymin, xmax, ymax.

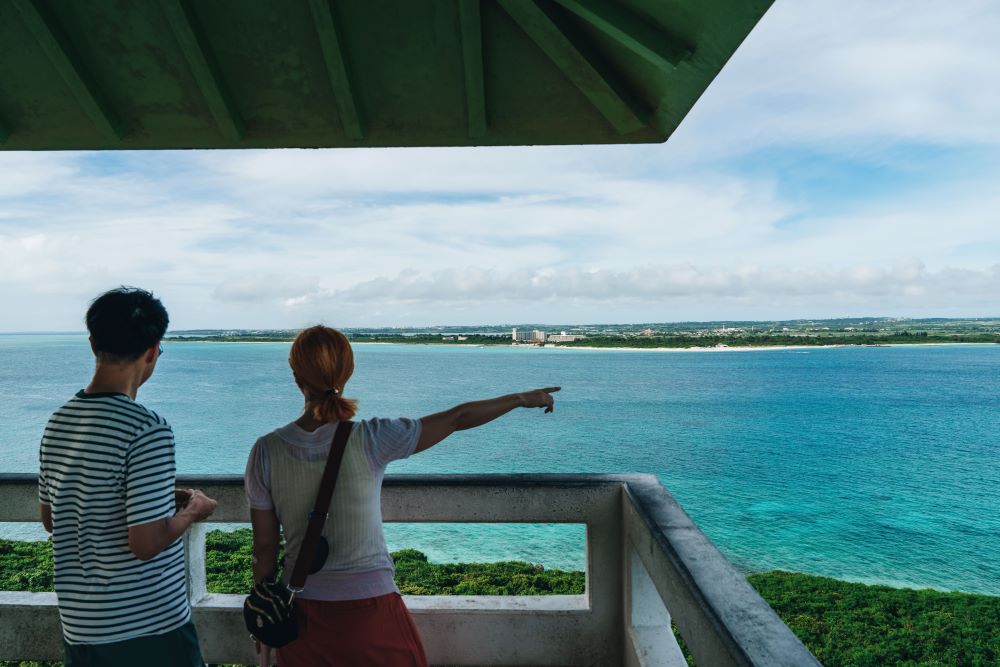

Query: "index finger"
<box><xmin>541</xmin><ymin>387</ymin><xmax>561</xmax><ymax>394</ymax></box>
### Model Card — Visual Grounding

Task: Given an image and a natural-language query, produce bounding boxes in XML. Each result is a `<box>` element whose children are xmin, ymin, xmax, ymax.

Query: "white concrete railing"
<box><xmin>0</xmin><ymin>473</ymin><xmax>819</xmax><ymax>666</ymax></box>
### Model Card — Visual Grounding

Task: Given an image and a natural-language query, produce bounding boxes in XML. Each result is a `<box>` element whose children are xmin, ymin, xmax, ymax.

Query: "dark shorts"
<box><xmin>278</xmin><ymin>593</ymin><xmax>428</xmax><ymax>666</ymax></box>
<box><xmin>64</xmin><ymin>620</ymin><xmax>205</xmax><ymax>667</ymax></box>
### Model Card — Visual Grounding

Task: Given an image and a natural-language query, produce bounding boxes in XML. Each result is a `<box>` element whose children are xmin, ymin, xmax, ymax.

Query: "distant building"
<box><xmin>548</xmin><ymin>334</ymin><xmax>586</xmax><ymax>343</ymax></box>
<box><xmin>512</xmin><ymin>327</ymin><xmax>545</xmax><ymax>342</ymax></box>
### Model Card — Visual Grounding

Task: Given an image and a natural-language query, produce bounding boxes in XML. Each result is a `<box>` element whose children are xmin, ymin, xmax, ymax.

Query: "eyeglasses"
<box><xmin>158</xmin><ymin>345</ymin><xmax>164</xmax><ymax>357</ymax></box>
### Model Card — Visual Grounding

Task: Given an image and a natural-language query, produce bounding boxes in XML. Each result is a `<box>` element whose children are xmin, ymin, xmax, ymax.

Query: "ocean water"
<box><xmin>1</xmin><ymin>334</ymin><xmax>998</xmax><ymax>595</ymax></box>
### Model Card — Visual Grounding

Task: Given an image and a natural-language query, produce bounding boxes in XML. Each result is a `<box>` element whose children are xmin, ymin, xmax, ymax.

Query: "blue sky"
<box><xmin>1</xmin><ymin>0</ymin><xmax>999</xmax><ymax>331</ymax></box>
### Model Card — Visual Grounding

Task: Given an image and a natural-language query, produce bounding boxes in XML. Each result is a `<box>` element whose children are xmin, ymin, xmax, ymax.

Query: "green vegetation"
<box><xmin>560</xmin><ymin>331</ymin><xmax>1000</xmax><ymax>348</ymax></box>
<box><xmin>202</xmin><ymin>530</ymin><xmax>583</xmax><ymax>596</ymax></box>
<box><xmin>169</xmin><ymin>333</ymin><xmax>513</xmax><ymax>345</ymax></box>
<box><xmin>167</xmin><ymin>318</ymin><xmax>1000</xmax><ymax>348</ymax></box>
<box><xmin>374</xmin><ymin>548</ymin><xmax>582</xmax><ymax>596</ymax></box>
<box><xmin>749</xmin><ymin>571</ymin><xmax>1000</xmax><ymax>667</ymax></box>
<box><xmin>349</xmin><ymin>333</ymin><xmax>512</xmax><ymax>346</ymax></box>
<box><xmin>0</xmin><ymin>538</ymin><xmax>53</xmax><ymax>592</ymax></box>
<box><xmin>4</xmin><ymin>534</ymin><xmax>1000</xmax><ymax>666</ymax></box>
<box><xmin>170</xmin><ymin>331</ymin><xmax>1000</xmax><ymax>347</ymax></box>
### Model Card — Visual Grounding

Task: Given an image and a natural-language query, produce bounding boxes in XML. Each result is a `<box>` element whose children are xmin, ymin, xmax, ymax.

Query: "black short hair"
<box><xmin>86</xmin><ymin>287</ymin><xmax>169</xmax><ymax>361</ymax></box>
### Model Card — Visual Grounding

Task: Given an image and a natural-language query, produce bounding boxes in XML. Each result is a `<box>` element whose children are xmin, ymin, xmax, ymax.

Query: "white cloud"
<box><xmin>293</xmin><ymin>260</ymin><xmax>997</xmax><ymax>306</ymax></box>
<box><xmin>0</xmin><ymin>154</ymin><xmax>80</xmax><ymax>198</ymax></box>
<box><xmin>212</xmin><ymin>275</ymin><xmax>322</xmax><ymax>304</ymax></box>
<box><xmin>2</xmin><ymin>142</ymin><xmax>998</xmax><ymax>329</ymax></box>
<box><xmin>666</xmin><ymin>0</ymin><xmax>1000</xmax><ymax>162</ymax></box>
<box><xmin>2</xmin><ymin>2</ymin><xmax>1000</xmax><ymax>329</ymax></box>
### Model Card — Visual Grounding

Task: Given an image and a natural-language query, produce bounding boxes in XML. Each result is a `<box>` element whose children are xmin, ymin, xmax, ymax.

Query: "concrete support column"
<box><xmin>185</xmin><ymin>522</ymin><xmax>208</xmax><ymax>605</ymax></box>
<box><xmin>623</xmin><ymin>548</ymin><xmax>687</xmax><ymax>667</ymax></box>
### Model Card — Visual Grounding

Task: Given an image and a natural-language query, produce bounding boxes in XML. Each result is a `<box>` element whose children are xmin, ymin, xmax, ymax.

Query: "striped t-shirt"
<box><xmin>38</xmin><ymin>391</ymin><xmax>190</xmax><ymax>645</ymax></box>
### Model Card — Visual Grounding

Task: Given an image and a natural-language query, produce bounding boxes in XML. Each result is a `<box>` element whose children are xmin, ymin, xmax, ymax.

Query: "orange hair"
<box><xmin>289</xmin><ymin>325</ymin><xmax>358</xmax><ymax>423</ymax></box>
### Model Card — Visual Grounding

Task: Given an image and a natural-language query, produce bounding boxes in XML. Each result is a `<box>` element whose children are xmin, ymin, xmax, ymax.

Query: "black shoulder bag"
<box><xmin>243</xmin><ymin>420</ymin><xmax>353</xmax><ymax>647</ymax></box>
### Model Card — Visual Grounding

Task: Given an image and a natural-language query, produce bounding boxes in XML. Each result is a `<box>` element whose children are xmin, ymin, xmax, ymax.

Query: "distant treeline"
<box><xmin>2</xmin><ymin>530</ymin><xmax>999</xmax><ymax>666</ymax></box>
<box><xmin>168</xmin><ymin>331</ymin><xmax>1000</xmax><ymax>347</ymax></box>
<box><xmin>350</xmin><ymin>333</ymin><xmax>511</xmax><ymax>345</ymax></box>
<box><xmin>168</xmin><ymin>333</ymin><xmax>513</xmax><ymax>345</ymax></box>
<box><xmin>559</xmin><ymin>332</ymin><xmax>1000</xmax><ymax>348</ymax></box>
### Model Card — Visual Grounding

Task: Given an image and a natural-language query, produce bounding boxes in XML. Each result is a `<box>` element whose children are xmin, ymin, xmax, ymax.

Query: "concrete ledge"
<box><xmin>407</xmin><ymin>595</ymin><xmax>588</xmax><ymax>612</ymax></box>
<box><xmin>0</xmin><ymin>591</ymin><xmax>62</xmax><ymax>661</ymax></box>
<box><xmin>0</xmin><ymin>474</ymin><xmax>819</xmax><ymax>666</ymax></box>
<box><xmin>624</xmin><ymin>477</ymin><xmax>820</xmax><ymax>667</ymax></box>
<box><xmin>0</xmin><ymin>591</ymin><xmax>594</xmax><ymax>665</ymax></box>
<box><xmin>193</xmin><ymin>594</ymin><xmax>598</xmax><ymax>665</ymax></box>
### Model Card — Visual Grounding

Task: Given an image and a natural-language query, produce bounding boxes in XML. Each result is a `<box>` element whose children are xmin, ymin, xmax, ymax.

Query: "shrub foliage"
<box><xmin>3</xmin><ymin>534</ymin><xmax>1000</xmax><ymax>666</ymax></box>
<box><xmin>748</xmin><ymin>570</ymin><xmax>1000</xmax><ymax>666</ymax></box>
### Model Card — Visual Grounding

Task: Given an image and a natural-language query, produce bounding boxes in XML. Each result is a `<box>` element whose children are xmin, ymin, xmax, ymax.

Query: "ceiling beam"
<box><xmin>10</xmin><ymin>0</ymin><xmax>124</xmax><ymax>140</ymax></box>
<box><xmin>161</xmin><ymin>0</ymin><xmax>243</xmax><ymax>142</ymax></box>
<box><xmin>553</xmin><ymin>0</ymin><xmax>692</xmax><ymax>69</ymax></box>
<box><xmin>498</xmin><ymin>0</ymin><xmax>645</xmax><ymax>135</ymax></box>
<box><xmin>308</xmin><ymin>0</ymin><xmax>365</xmax><ymax>141</ymax></box>
<box><xmin>458</xmin><ymin>0</ymin><xmax>487</xmax><ymax>138</ymax></box>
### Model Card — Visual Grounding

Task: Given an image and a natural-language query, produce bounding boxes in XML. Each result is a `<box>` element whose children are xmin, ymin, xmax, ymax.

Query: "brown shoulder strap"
<box><xmin>289</xmin><ymin>420</ymin><xmax>353</xmax><ymax>590</ymax></box>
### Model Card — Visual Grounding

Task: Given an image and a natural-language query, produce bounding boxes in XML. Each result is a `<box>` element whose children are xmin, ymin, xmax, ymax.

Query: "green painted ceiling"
<box><xmin>0</xmin><ymin>0</ymin><xmax>772</xmax><ymax>150</ymax></box>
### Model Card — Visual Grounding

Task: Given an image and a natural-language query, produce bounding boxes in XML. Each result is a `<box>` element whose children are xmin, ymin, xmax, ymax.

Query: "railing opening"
<box><xmin>386</xmin><ymin>522</ymin><xmax>587</xmax><ymax>570</ymax></box>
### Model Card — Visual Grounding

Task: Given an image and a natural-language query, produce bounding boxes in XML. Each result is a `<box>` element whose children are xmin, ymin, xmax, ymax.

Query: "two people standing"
<box><xmin>38</xmin><ymin>287</ymin><xmax>558</xmax><ymax>666</ymax></box>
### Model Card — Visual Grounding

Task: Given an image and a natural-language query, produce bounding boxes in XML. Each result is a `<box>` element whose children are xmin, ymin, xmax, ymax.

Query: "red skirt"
<box><xmin>277</xmin><ymin>593</ymin><xmax>428</xmax><ymax>667</ymax></box>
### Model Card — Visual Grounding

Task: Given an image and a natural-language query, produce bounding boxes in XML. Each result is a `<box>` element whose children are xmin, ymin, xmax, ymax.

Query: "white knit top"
<box><xmin>244</xmin><ymin>418</ymin><xmax>420</xmax><ymax>600</ymax></box>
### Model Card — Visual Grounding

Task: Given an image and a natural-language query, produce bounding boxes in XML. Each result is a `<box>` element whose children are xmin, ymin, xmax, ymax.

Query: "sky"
<box><xmin>1</xmin><ymin>0</ymin><xmax>999</xmax><ymax>331</ymax></box>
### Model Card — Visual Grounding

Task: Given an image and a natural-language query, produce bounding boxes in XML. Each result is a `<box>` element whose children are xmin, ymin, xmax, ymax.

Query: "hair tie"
<box><xmin>325</xmin><ymin>388</ymin><xmax>340</xmax><ymax>397</ymax></box>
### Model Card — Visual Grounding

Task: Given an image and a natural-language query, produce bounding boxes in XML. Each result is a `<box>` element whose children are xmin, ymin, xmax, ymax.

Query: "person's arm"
<box><xmin>244</xmin><ymin>437</ymin><xmax>280</xmax><ymax>583</ymax></box>
<box><xmin>250</xmin><ymin>508</ymin><xmax>281</xmax><ymax>583</ymax></box>
<box><xmin>125</xmin><ymin>422</ymin><xmax>217</xmax><ymax>561</ymax></box>
<box><xmin>128</xmin><ymin>490</ymin><xmax>216</xmax><ymax>561</ymax></box>
<box><xmin>251</xmin><ymin>511</ymin><xmax>280</xmax><ymax>666</ymax></box>
<box><xmin>39</xmin><ymin>448</ymin><xmax>52</xmax><ymax>533</ymax></box>
<box><xmin>416</xmin><ymin>387</ymin><xmax>560</xmax><ymax>453</ymax></box>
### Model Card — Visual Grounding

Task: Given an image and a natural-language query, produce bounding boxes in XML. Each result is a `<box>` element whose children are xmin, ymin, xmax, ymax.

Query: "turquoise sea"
<box><xmin>1</xmin><ymin>334</ymin><xmax>998</xmax><ymax>595</ymax></box>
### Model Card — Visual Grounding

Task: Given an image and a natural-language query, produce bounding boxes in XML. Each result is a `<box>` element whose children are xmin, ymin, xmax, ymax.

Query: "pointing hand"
<box><xmin>519</xmin><ymin>387</ymin><xmax>560</xmax><ymax>413</ymax></box>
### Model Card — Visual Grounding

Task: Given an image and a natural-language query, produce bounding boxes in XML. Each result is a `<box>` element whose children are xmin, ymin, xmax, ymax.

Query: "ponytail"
<box><xmin>308</xmin><ymin>390</ymin><xmax>358</xmax><ymax>423</ymax></box>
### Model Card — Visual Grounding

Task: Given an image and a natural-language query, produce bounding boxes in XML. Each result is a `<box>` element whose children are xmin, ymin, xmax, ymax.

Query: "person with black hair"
<box><xmin>38</xmin><ymin>287</ymin><xmax>217</xmax><ymax>667</ymax></box>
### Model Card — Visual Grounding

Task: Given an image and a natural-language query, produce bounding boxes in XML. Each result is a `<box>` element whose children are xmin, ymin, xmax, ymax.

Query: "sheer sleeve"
<box><xmin>244</xmin><ymin>437</ymin><xmax>274</xmax><ymax>510</ymax></box>
<box><xmin>360</xmin><ymin>418</ymin><xmax>421</xmax><ymax>472</ymax></box>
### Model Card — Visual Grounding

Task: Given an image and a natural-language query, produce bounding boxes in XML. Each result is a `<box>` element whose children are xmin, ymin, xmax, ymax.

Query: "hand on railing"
<box><xmin>176</xmin><ymin>487</ymin><xmax>218</xmax><ymax>522</ymax></box>
<box><xmin>175</xmin><ymin>488</ymin><xmax>192</xmax><ymax>509</ymax></box>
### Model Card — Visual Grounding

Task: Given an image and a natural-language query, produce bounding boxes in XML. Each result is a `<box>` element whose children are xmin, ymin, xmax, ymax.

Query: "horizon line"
<box><xmin>3</xmin><ymin>314</ymin><xmax>999</xmax><ymax>336</ymax></box>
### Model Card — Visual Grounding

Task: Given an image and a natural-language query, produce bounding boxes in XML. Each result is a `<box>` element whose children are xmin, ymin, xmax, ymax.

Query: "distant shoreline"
<box><xmin>556</xmin><ymin>342</ymin><xmax>995</xmax><ymax>352</ymax></box>
<box><xmin>165</xmin><ymin>338</ymin><xmax>998</xmax><ymax>351</ymax></box>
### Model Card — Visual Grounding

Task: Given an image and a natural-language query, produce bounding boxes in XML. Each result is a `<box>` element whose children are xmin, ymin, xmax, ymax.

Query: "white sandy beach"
<box><xmin>548</xmin><ymin>342</ymin><xmax>992</xmax><ymax>353</ymax></box>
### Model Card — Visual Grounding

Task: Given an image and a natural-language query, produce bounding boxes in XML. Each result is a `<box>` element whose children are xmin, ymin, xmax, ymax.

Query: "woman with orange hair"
<box><xmin>245</xmin><ymin>325</ymin><xmax>558</xmax><ymax>666</ymax></box>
